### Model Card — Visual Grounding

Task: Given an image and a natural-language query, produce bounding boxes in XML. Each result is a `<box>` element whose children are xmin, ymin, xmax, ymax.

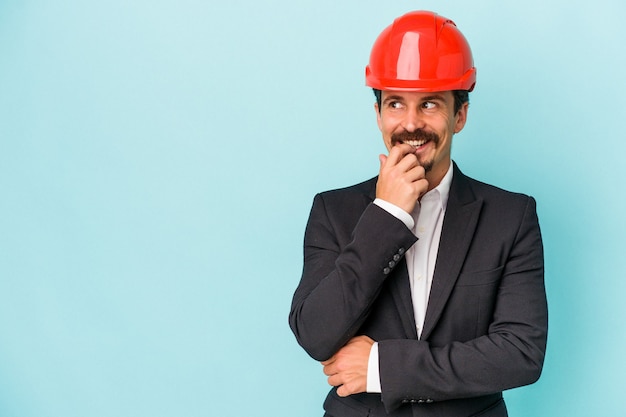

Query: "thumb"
<box><xmin>379</xmin><ymin>154</ymin><xmax>387</xmax><ymax>167</ymax></box>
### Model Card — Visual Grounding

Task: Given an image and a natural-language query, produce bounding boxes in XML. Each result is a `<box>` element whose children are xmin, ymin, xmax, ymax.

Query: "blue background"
<box><xmin>1</xmin><ymin>1</ymin><xmax>625</xmax><ymax>416</ymax></box>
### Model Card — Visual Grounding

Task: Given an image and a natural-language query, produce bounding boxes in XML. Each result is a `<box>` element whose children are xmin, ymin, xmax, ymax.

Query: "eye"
<box><xmin>422</xmin><ymin>101</ymin><xmax>436</xmax><ymax>110</ymax></box>
<box><xmin>389</xmin><ymin>101</ymin><xmax>404</xmax><ymax>109</ymax></box>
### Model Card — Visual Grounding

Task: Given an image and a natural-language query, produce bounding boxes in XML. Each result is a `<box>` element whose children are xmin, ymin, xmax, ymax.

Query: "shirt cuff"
<box><xmin>373</xmin><ymin>198</ymin><xmax>414</xmax><ymax>229</ymax></box>
<box><xmin>366</xmin><ymin>342</ymin><xmax>382</xmax><ymax>393</ymax></box>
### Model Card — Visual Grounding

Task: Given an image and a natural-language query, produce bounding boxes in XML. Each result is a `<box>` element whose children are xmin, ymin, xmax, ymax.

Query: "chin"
<box><xmin>417</xmin><ymin>158</ymin><xmax>434</xmax><ymax>173</ymax></box>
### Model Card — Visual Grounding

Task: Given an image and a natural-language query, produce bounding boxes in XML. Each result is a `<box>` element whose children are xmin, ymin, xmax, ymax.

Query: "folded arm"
<box><xmin>289</xmin><ymin>194</ymin><xmax>417</xmax><ymax>361</ymax></box>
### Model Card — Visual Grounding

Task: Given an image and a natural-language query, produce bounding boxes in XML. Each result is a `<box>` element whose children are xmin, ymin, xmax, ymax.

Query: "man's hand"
<box><xmin>377</xmin><ymin>144</ymin><xmax>429</xmax><ymax>213</ymax></box>
<box><xmin>321</xmin><ymin>335</ymin><xmax>375</xmax><ymax>397</ymax></box>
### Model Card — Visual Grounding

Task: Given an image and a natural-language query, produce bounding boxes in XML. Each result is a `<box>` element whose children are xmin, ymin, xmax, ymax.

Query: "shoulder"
<box><xmin>318</xmin><ymin>177</ymin><xmax>377</xmax><ymax>197</ymax></box>
<box><xmin>315</xmin><ymin>177</ymin><xmax>377</xmax><ymax>205</ymax></box>
<box><xmin>306</xmin><ymin>177</ymin><xmax>378</xmax><ymax>228</ymax></box>
<box><xmin>454</xmin><ymin>164</ymin><xmax>535</xmax><ymax>205</ymax></box>
<box><xmin>467</xmin><ymin>176</ymin><xmax>533</xmax><ymax>202</ymax></box>
<box><xmin>452</xmin><ymin>165</ymin><xmax>538</xmax><ymax>226</ymax></box>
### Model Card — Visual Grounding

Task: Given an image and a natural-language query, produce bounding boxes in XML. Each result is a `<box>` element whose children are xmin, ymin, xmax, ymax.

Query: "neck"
<box><xmin>426</xmin><ymin>160</ymin><xmax>451</xmax><ymax>192</ymax></box>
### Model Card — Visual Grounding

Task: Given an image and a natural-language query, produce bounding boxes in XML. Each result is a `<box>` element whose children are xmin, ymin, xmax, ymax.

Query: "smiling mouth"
<box><xmin>401</xmin><ymin>139</ymin><xmax>429</xmax><ymax>149</ymax></box>
<box><xmin>391</xmin><ymin>129</ymin><xmax>439</xmax><ymax>151</ymax></box>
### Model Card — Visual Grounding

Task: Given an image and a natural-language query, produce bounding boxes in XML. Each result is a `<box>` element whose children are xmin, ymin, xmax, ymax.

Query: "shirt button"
<box><xmin>418</xmin><ymin>227</ymin><xmax>425</xmax><ymax>233</ymax></box>
<box><xmin>416</xmin><ymin>274</ymin><xmax>422</xmax><ymax>281</ymax></box>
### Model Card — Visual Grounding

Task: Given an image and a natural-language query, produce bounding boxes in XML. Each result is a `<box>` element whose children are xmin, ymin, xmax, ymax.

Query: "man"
<box><xmin>289</xmin><ymin>10</ymin><xmax>547</xmax><ymax>417</ymax></box>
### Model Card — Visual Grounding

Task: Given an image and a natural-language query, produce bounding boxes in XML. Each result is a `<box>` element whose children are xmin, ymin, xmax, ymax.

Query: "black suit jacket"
<box><xmin>289</xmin><ymin>163</ymin><xmax>548</xmax><ymax>417</ymax></box>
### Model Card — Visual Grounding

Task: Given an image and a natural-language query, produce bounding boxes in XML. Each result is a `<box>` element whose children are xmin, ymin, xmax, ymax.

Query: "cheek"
<box><xmin>379</xmin><ymin>122</ymin><xmax>396</xmax><ymax>149</ymax></box>
<box><xmin>439</xmin><ymin>113</ymin><xmax>453</xmax><ymax>127</ymax></box>
<box><xmin>383</xmin><ymin>137</ymin><xmax>393</xmax><ymax>151</ymax></box>
<box><xmin>435</xmin><ymin>115</ymin><xmax>455</xmax><ymax>136</ymax></box>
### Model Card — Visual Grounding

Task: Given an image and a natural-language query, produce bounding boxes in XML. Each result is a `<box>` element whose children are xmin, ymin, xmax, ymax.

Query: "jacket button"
<box><xmin>388</xmin><ymin>260</ymin><xmax>396</xmax><ymax>268</ymax></box>
<box><xmin>383</xmin><ymin>267</ymin><xmax>391</xmax><ymax>275</ymax></box>
<box><xmin>393</xmin><ymin>254</ymin><xmax>401</xmax><ymax>261</ymax></box>
<box><xmin>398</xmin><ymin>247</ymin><xmax>405</xmax><ymax>255</ymax></box>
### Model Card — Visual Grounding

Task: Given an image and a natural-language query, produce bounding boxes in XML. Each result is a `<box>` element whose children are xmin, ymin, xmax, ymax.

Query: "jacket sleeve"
<box><xmin>289</xmin><ymin>193</ymin><xmax>417</xmax><ymax>361</ymax></box>
<box><xmin>378</xmin><ymin>196</ymin><xmax>547</xmax><ymax>412</ymax></box>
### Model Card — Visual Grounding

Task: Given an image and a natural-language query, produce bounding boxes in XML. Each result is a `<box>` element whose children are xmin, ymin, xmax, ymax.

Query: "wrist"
<box><xmin>373</xmin><ymin>199</ymin><xmax>414</xmax><ymax>229</ymax></box>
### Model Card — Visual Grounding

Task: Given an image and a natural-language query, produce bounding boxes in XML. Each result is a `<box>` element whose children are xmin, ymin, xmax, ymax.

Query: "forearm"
<box><xmin>379</xmin><ymin>327</ymin><xmax>546</xmax><ymax>405</ymax></box>
<box><xmin>378</xmin><ymin>292</ymin><xmax>547</xmax><ymax>412</ymax></box>
<box><xmin>289</xmin><ymin>199</ymin><xmax>416</xmax><ymax>361</ymax></box>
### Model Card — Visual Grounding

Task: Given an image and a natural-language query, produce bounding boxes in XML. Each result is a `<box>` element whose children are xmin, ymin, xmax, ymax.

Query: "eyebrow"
<box><xmin>421</xmin><ymin>94</ymin><xmax>446</xmax><ymax>102</ymax></box>
<box><xmin>382</xmin><ymin>95</ymin><xmax>405</xmax><ymax>104</ymax></box>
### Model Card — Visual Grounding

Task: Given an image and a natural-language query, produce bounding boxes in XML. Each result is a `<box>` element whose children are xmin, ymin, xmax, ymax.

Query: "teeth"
<box><xmin>404</xmin><ymin>139</ymin><xmax>426</xmax><ymax>147</ymax></box>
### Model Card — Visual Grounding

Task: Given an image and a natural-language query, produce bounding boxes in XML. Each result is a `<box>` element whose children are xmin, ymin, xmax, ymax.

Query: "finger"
<box><xmin>348</xmin><ymin>335</ymin><xmax>375</xmax><ymax>346</ymax></box>
<box><xmin>322</xmin><ymin>361</ymin><xmax>338</xmax><ymax>376</ymax></box>
<box><xmin>385</xmin><ymin>143</ymin><xmax>417</xmax><ymax>166</ymax></box>
<box><xmin>320</xmin><ymin>356</ymin><xmax>335</xmax><ymax>366</ymax></box>
<box><xmin>393</xmin><ymin>152</ymin><xmax>419</xmax><ymax>173</ymax></box>
<box><xmin>392</xmin><ymin>142</ymin><xmax>418</xmax><ymax>155</ymax></box>
<box><xmin>345</xmin><ymin>336</ymin><xmax>360</xmax><ymax>345</ymax></box>
<box><xmin>404</xmin><ymin>164</ymin><xmax>427</xmax><ymax>182</ymax></box>
<box><xmin>401</xmin><ymin>169</ymin><xmax>429</xmax><ymax>194</ymax></box>
<box><xmin>378</xmin><ymin>154</ymin><xmax>387</xmax><ymax>168</ymax></box>
<box><xmin>327</xmin><ymin>374</ymin><xmax>343</xmax><ymax>387</ymax></box>
<box><xmin>336</xmin><ymin>385</ymin><xmax>349</xmax><ymax>397</ymax></box>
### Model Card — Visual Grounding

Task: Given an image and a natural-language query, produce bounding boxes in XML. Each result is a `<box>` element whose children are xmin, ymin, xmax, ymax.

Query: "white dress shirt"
<box><xmin>367</xmin><ymin>163</ymin><xmax>453</xmax><ymax>393</ymax></box>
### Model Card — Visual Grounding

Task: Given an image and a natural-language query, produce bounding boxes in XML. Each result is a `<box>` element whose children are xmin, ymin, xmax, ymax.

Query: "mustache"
<box><xmin>391</xmin><ymin>129</ymin><xmax>440</xmax><ymax>146</ymax></box>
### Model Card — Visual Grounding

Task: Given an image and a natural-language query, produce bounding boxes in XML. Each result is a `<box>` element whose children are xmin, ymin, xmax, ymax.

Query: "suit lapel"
<box><xmin>420</xmin><ymin>164</ymin><xmax>483</xmax><ymax>340</ymax></box>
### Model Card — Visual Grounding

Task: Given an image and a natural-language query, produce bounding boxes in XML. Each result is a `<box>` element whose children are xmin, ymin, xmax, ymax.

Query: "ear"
<box><xmin>454</xmin><ymin>101</ymin><xmax>469</xmax><ymax>134</ymax></box>
<box><xmin>374</xmin><ymin>102</ymin><xmax>383</xmax><ymax>132</ymax></box>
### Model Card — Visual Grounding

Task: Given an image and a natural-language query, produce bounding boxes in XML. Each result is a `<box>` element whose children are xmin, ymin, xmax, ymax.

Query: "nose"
<box><xmin>402</xmin><ymin>106</ymin><xmax>425</xmax><ymax>132</ymax></box>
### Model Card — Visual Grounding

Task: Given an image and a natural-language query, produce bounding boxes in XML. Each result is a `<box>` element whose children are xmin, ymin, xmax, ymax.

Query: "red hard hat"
<box><xmin>365</xmin><ymin>11</ymin><xmax>476</xmax><ymax>92</ymax></box>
